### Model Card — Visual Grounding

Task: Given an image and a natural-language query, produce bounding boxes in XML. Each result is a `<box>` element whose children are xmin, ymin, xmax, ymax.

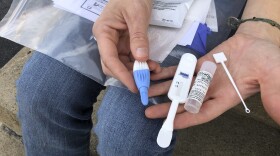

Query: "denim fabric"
<box><xmin>95</xmin><ymin>87</ymin><xmax>176</xmax><ymax>156</ymax></box>
<box><xmin>17</xmin><ymin>52</ymin><xmax>177</xmax><ymax>156</ymax></box>
<box><xmin>16</xmin><ymin>51</ymin><xmax>180</xmax><ymax>156</ymax></box>
<box><xmin>16</xmin><ymin>52</ymin><xmax>104</xmax><ymax>156</ymax></box>
<box><xmin>94</xmin><ymin>51</ymin><xmax>189</xmax><ymax>155</ymax></box>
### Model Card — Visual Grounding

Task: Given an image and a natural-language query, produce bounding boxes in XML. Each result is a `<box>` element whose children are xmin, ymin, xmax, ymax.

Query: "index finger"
<box><xmin>96</xmin><ymin>30</ymin><xmax>137</xmax><ymax>92</ymax></box>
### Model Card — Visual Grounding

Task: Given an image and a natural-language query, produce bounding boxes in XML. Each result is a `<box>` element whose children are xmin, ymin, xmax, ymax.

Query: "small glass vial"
<box><xmin>184</xmin><ymin>61</ymin><xmax>217</xmax><ymax>113</ymax></box>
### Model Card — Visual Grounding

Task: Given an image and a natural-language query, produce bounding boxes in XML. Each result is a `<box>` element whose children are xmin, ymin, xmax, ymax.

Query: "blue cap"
<box><xmin>140</xmin><ymin>87</ymin><xmax>149</xmax><ymax>105</ymax></box>
<box><xmin>133</xmin><ymin>69</ymin><xmax>150</xmax><ymax>106</ymax></box>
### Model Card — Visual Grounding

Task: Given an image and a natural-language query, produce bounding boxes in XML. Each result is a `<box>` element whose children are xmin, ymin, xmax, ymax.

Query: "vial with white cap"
<box><xmin>184</xmin><ymin>61</ymin><xmax>217</xmax><ymax>113</ymax></box>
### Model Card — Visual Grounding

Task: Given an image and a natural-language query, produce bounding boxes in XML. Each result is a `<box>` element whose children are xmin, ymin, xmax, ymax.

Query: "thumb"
<box><xmin>126</xmin><ymin>14</ymin><xmax>150</xmax><ymax>61</ymax></box>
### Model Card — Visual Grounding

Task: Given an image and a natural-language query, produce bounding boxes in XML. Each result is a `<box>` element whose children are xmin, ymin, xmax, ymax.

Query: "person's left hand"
<box><xmin>145</xmin><ymin>33</ymin><xmax>280</xmax><ymax>129</ymax></box>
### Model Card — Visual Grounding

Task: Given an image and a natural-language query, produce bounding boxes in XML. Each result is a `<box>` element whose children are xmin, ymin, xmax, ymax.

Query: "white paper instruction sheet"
<box><xmin>53</xmin><ymin>0</ymin><xmax>108</xmax><ymax>22</ymax></box>
<box><xmin>53</xmin><ymin>0</ymin><xmax>216</xmax><ymax>62</ymax></box>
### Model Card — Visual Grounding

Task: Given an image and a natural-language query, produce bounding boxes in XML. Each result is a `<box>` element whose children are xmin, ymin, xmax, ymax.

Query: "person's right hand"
<box><xmin>93</xmin><ymin>0</ymin><xmax>153</xmax><ymax>92</ymax></box>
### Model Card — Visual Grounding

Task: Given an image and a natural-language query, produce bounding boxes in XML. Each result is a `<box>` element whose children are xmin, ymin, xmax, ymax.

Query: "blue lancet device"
<box><xmin>133</xmin><ymin>61</ymin><xmax>150</xmax><ymax>105</ymax></box>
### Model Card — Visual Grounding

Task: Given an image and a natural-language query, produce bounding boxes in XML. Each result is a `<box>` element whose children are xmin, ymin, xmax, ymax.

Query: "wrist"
<box><xmin>237</xmin><ymin>0</ymin><xmax>280</xmax><ymax>46</ymax></box>
<box><xmin>236</xmin><ymin>21</ymin><xmax>280</xmax><ymax>46</ymax></box>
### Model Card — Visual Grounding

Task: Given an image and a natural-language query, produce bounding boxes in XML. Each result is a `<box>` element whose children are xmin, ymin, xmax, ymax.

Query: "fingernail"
<box><xmin>136</xmin><ymin>48</ymin><xmax>148</xmax><ymax>58</ymax></box>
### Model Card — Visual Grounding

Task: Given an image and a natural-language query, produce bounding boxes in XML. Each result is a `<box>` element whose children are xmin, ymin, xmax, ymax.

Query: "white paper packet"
<box><xmin>150</xmin><ymin>0</ymin><xmax>212</xmax><ymax>62</ymax></box>
<box><xmin>186</xmin><ymin>0</ymin><xmax>212</xmax><ymax>23</ymax></box>
<box><xmin>150</xmin><ymin>0</ymin><xmax>194</xmax><ymax>28</ymax></box>
<box><xmin>148</xmin><ymin>20</ymin><xmax>193</xmax><ymax>62</ymax></box>
<box><xmin>206</xmin><ymin>0</ymin><xmax>218</xmax><ymax>32</ymax></box>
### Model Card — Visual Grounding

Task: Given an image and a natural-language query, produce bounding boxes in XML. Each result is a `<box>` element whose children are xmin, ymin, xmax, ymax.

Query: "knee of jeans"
<box><xmin>17</xmin><ymin>75</ymin><xmax>96</xmax><ymax>123</ymax></box>
<box><xmin>16</xmin><ymin>55</ymin><xmax>99</xmax><ymax>122</ymax></box>
<box><xmin>16</xmin><ymin>72</ymin><xmax>56</xmax><ymax>121</ymax></box>
<box><xmin>94</xmin><ymin>87</ymin><xmax>176</xmax><ymax>155</ymax></box>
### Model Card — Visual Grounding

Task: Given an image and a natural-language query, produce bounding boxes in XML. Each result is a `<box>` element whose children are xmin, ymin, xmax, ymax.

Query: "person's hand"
<box><xmin>145</xmin><ymin>33</ymin><xmax>280</xmax><ymax>129</ymax></box>
<box><xmin>93</xmin><ymin>0</ymin><xmax>153</xmax><ymax>92</ymax></box>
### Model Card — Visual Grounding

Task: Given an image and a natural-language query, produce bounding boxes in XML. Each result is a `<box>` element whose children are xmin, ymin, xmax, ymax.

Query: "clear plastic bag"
<box><xmin>0</xmin><ymin>0</ymin><xmax>246</xmax><ymax>102</ymax></box>
<box><xmin>0</xmin><ymin>0</ymin><xmax>106</xmax><ymax>84</ymax></box>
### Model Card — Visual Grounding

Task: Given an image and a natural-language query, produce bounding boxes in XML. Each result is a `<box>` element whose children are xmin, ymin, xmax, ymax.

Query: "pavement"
<box><xmin>0</xmin><ymin>0</ymin><xmax>23</xmax><ymax>68</ymax></box>
<box><xmin>0</xmin><ymin>38</ymin><xmax>22</xmax><ymax>68</ymax></box>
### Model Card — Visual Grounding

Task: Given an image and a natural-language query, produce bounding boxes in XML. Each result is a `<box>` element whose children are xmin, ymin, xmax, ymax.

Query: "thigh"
<box><xmin>17</xmin><ymin>51</ymin><xmax>104</xmax><ymax>122</ymax></box>
<box><xmin>17</xmin><ymin>51</ymin><xmax>104</xmax><ymax>156</ymax></box>
<box><xmin>95</xmin><ymin>86</ymin><xmax>176</xmax><ymax>156</ymax></box>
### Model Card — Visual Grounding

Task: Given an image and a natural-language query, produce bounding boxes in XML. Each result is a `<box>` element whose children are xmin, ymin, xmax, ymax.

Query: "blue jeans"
<box><xmin>16</xmin><ymin>51</ymin><xmax>177</xmax><ymax>156</ymax></box>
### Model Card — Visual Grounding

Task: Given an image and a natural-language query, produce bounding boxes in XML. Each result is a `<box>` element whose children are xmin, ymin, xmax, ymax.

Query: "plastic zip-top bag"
<box><xmin>0</xmin><ymin>0</ymin><xmax>106</xmax><ymax>84</ymax></box>
<box><xmin>0</xmin><ymin>0</ymin><xmax>246</xmax><ymax>94</ymax></box>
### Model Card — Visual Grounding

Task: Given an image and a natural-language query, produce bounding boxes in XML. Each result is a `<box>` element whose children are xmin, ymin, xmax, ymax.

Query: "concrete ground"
<box><xmin>0</xmin><ymin>0</ymin><xmax>23</xmax><ymax>68</ymax></box>
<box><xmin>0</xmin><ymin>38</ymin><xmax>22</xmax><ymax>68</ymax></box>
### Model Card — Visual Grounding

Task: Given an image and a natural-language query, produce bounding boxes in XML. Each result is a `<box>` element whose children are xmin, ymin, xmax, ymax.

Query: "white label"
<box><xmin>153</xmin><ymin>1</ymin><xmax>181</xmax><ymax>11</ymax></box>
<box><xmin>187</xmin><ymin>71</ymin><xmax>213</xmax><ymax>104</ymax></box>
<box><xmin>150</xmin><ymin>1</ymin><xmax>187</xmax><ymax>28</ymax></box>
